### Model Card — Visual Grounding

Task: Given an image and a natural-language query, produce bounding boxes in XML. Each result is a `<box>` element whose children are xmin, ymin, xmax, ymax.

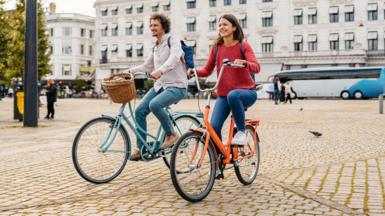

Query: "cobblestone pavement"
<box><xmin>0</xmin><ymin>97</ymin><xmax>385</xmax><ymax>215</ymax></box>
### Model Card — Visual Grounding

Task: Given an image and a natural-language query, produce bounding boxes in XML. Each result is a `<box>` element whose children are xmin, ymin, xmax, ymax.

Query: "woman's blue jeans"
<box><xmin>211</xmin><ymin>89</ymin><xmax>257</xmax><ymax>140</ymax></box>
<box><xmin>134</xmin><ymin>87</ymin><xmax>187</xmax><ymax>149</ymax></box>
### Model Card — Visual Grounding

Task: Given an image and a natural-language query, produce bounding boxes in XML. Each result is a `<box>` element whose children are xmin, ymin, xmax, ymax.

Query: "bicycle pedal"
<box><xmin>215</xmin><ymin>173</ymin><xmax>224</xmax><ymax>180</ymax></box>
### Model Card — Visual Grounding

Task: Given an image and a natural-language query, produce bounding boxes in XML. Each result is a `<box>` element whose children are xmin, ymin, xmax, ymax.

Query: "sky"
<box><xmin>5</xmin><ymin>0</ymin><xmax>96</xmax><ymax>16</ymax></box>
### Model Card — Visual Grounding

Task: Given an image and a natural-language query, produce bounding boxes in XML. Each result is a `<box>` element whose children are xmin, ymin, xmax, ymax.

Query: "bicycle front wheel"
<box><xmin>163</xmin><ymin>115</ymin><xmax>200</xmax><ymax>168</ymax></box>
<box><xmin>234</xmin><ymin>125</ymin><xmax>260</xmax><ymax>185</ymax></box>
<box><xmin>170</xmin><ymin>131</ymin><xmax>216</xmax><ymax>202</ymax></box>
<box><xmin>72</xmin><ymin>117</ymin><xmax>130</xmax><ymax>184</ymax></box>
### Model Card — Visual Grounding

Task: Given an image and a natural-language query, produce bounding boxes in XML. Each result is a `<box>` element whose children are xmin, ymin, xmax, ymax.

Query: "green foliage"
<box><xmin>3</xmin><ymin>0</ymin><xmax>51</xmax><ymax>84</ymax></box>
<box><xmin>0</xmin><ymin>0</ymin><xmax>10</xmax><ymax>84</ymax></box>
<box><xmin>73</xmin><ymin>80</ymin><xmax>87</xmax><ymax>92</ymax></box>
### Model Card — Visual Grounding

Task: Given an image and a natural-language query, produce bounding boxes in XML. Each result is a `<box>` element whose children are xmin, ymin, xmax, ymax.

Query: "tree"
<box><xmin>5</xmin><ymin>0</ymin><xmax>51</xmax><ymax>83</ymax></box>
<box><xmin>0</xmin><ymin>0</ymin><xmax>10</xmax><ymax>84</ymax></box>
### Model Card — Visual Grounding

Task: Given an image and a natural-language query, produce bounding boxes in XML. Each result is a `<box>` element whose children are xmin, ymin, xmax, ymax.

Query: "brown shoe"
<box><xmin>161</xmin><ymin>133</ymin><xmax>179</xmax><ymax>149</ymax></box>
<box><xmin>130</xmin><ymin>148</ymin><xmax>140</xmax><ymax>161</ymax></box>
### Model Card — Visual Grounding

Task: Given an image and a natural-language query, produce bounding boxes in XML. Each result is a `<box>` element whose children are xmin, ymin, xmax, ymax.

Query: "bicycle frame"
<box><xmin>100</xmin><ymin>100</ymin><xmax>198</xmax><ymax>157</ymax></box>
<box><xmin>191</xmin><ymin>59</ymin><xmax>256</xmax><ymax>165</ymax></box>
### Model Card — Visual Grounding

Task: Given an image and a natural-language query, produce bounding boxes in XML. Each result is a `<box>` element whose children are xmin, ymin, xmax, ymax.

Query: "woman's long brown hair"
<box><xmin>213</xmin><ymin>14</ymin><xmax>245</xmax><ymax>46</ymax></box>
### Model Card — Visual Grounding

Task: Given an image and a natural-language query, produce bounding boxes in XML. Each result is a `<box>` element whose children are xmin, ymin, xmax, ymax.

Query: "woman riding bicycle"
<box><xmin>127</xmin><ymin>13</ymin><xmax>188</xmax><ymax>160</ymax></box>
<box><xmin>188</xmin><ymin>14</ymin><xmax>260</xmax><ymax>145</ymax></box>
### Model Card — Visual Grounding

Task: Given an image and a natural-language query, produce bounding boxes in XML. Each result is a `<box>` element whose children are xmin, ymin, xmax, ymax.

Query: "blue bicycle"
<box><xmin>72</xmin><ymin>76</ymin><xmax>202</xmax><ymax>184</ymax></box>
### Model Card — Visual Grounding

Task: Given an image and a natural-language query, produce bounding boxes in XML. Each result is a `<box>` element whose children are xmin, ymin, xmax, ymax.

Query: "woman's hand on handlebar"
<box><xmin>186</xmin><ymin>68</ymin><xmax>195</xmax><ymax>78</ymax></box>
<box><xmin>234</xmin><ymin>59</ymin><xmax>247</xmax><ymax>66</ymax></box>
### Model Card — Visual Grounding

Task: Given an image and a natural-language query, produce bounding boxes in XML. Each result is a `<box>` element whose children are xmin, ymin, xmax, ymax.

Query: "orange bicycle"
<box><xmin>170</xmin><ymin>59</ymin><xmax>260</xmax><ymax>202</ymax></box>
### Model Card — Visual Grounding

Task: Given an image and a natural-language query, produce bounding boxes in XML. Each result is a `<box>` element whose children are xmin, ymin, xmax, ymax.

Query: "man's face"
<box><xmin>150</xmin><ymin>19</ymin><xmax>165</xmax><ymax>37</ymax></box>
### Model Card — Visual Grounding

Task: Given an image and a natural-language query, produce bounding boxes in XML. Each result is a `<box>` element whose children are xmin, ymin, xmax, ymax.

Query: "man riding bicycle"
<box><xmin>125</xmin><ymin>13</ymin><xmax>188</xmax><ymax>160</ymax></box>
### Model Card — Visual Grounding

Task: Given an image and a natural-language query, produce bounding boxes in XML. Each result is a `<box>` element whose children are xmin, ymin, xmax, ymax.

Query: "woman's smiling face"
<box><xmin>218</xmin><ymin>17</ymin><xmax>236</xmax><ymax>38</ymax></box>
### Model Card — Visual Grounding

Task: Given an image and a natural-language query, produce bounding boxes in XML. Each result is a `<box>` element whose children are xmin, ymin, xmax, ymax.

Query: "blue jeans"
<box><xmin>211</xmin><ymin>89</ymin><xmax>257</xmax><ymax>139</ymax></box>
<box><xmin>135</xmin><ymin>87</ymin><xmax>187</xmax><ymax>149</ymax></box>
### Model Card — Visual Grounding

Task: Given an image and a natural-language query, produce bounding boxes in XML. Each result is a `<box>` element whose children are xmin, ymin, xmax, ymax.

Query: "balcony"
<box><xmin>366</xmin><ymin>50</ymin><xmax>385</xmax><ymax>57</ymax></box>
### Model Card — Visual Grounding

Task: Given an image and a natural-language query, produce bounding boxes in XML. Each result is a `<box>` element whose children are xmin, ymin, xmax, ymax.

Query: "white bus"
<box><xmin>273</xmin><ymin>67</ymin><xmax>385</xmax><ymax>99</ymax></box>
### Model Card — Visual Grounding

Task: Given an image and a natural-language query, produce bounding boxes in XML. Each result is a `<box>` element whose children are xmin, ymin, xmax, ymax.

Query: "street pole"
<box><xmin>23</xmin><ymin>0</ymin><xmax>38</xmax><ymax>127</ymax></box>
<box><xmin>380</xmin><ymin>94</ymin><xmax>383</xmax><ymax>114</ymax></box>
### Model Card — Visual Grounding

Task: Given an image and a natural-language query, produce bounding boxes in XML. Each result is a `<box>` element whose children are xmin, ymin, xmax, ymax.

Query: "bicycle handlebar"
<box><xmin>192</xmin><ymin>58</ymin><xmax>246</xmax><ymax>93</ymax></box>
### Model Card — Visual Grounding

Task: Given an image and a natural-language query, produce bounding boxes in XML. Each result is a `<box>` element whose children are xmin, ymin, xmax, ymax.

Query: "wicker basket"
<box><xmin>102</xmin><ymin>73</ymin><xmax>136</xmax><ymax>103</ymax></box>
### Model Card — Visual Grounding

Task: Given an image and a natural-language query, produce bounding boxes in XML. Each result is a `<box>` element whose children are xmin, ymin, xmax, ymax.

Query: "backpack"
<box><xmin>167</xmin><ymin>37</ymin><xmax>195</xmax><ymax>69</ymax></box>
<box><xmin>214</xmin><ymin>41</ymin><xmax>255</xmax><ymax>82</ymax></box>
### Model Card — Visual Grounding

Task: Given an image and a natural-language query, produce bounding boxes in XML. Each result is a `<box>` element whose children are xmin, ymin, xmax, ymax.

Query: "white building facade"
<box><xmin>45</xmin><ymin>13</ymin><xmax>96</xmax><ymax>82</ymax></box>
<box><xmin>94</xmin><ymin>0</ymin><xmax>385</xmax><ymax>91</ymax></box>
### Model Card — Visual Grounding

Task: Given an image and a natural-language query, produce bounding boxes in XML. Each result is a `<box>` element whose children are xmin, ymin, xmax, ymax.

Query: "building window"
<box><xmin>126</xmin><ymin>44</ymin><xmax>132</xmax><ymax>57</ymax></box>
<box><xmin>101</xmin><ymin>8</ymin><xmax>108</xmax><ymax>16</ymax></box>
<box><xmin>308</xmin><ymin>8</ymin><xmax>317</xmax><ymax>24</ymax></box>
<box><xmin>125</xmin><ymin>6</ymin><xmax>133</xmax><ymax>14</ymax></box>
<box><xmin>224</xmin><ymin>0</ymin><xmax>231</xmax><ymax>6</ymax></box>
<box><xmin>329</xmin><ymin>33</ymin><xmax>339</xmax><ymax>50</ymax></box>
<box><xmin>111</xmin><ymin>23</ymin><xmax>118</xmax><ymax>36</ymax></box>
<box><xmin>62</xmin><ymin>45</ymin><xmax>72</xmax><ymax>55</ymax></box>
<box><xmin>368</xmin><ymin>4</ymin><xmax>378</xmax><ymax>21</ymax></box>
<box><xmin>89</xmin><ymin>30</ymin><xmax>94</xmax><ymax>38</ymax></box>
<box><xmin>151</xmin><ymin>3</ymin><xmax>159</xmax><ymax>12</ymax></box>
<box><xmin>329</xmin><ymin>6</ymin><xmax>339</xmax><ymax>23</ymax></box>
<box><xmin>111</xmin><ymin>44</ymin><xmax>118</xmax><ymax>54</ymax></box>
<box><xmin>186</xmin><ymin>0</ymin><xmax>196</xmax><ymax>9</ymax></box>
<box><xmin>209</xmin><ymin>0</ymin><xmax>216</xmax><ymax>7</ymax></box>
<box><xmin>262</xmin><ymin>11</ymin><xmax>273</xmax><ymax>27</ymax></box>
<box><xmin>308</xmin><ymin>34</ymin><xmax>317</xmax><ymax>51</ymax></box>
<box><xmin>136</xmin><ymin>44</ymin><xmax>143</xmax><ymax>57</ymax></box>
<box><xmin>111</xmin><ymin>6</ymin><xmax>118</xmax><ymax>15</ymax></box>
<box><xmin>80</xmin><ymin>44</ymin><xmax>84</xmax><ymax>55</ymax></box>
<box><xmin>293</xmin><ymin>35</ymin><xmax>303</xmax><ymax>51</ymax></box>
<box><xmin>136</xmin><ymin>4</ymin><xmax>143</xmax><ymax>13</ymax></box>
<box><xmin>49</xmin><ymin>28</ymin><xmax>54</xmax><ymax>36</ymax></box>
<box><xmin>368</xmin><ymin>31</ymin><xmax>378</xmax><ymax>50</ymax></box>
<box><xmin>238</xmin><ymin>13</ymin><xmax>247</xmax><ymax>28</ymax></box>
<box><xmin>209</xmin><ymin>16</ymin><xmax>217</xmax><ymax>31</ymax></box>
<box><xmin>186</xmin><ymin>17</ymin><xmax>196</xmax><ymax>32</ymax></box>
<box><xmin>125</xmin><ymin>23</ymin><xmax>133</xmax><ymax>35</ymax></box>
<box><xmin>62</xmin><ymin>64</ymin><xmax>71</xmax><ymax>76</ymax></box>
<box><xmin>239</xmin><ymin>0</ymin><xmax>247</xmax><ymax>4</ymax></box>
<box><xmin>344</xmin><ymin>5</ymin><xmax>354</xmax><ymax>22</ymax></box>
<box><xmin>293</xmin><ymin>9</ymin><xmax>303</xmax><ymax>25</ymax></box>
<box><xmin>89</xmin><ymin>45</ymin><xmax>93</xmax><ymax>56</ymax></box>
<box><xmin>101</xmin><ymin>24</ymin><xmax>108</xmax><ymax>37</ymax></box>
<box><xmin>344</xmin><ymin>32</ymin><xmax>354</xmax><ymax>50</ymax></box>
<box><xmin>136</xmin><ymin>22</ymin><xmax>144</xmax><ymax>35</ymax></box>
<box><xmin>261</xmin><ymin>36</ymin><xmax>273</xmax><ymax>53</ymax></box>
<box><xmin>262</xmin><ymin>0</ymin><xmax>272</xmax><ymax>2</ymax></box>
<box><xmin>49</xmin><ymin>45</ymin><xmax>53</xmax><ymax>54</ymax></box>
<box><xmin>163</xmin><ymin>2</ymin><xmax>171</xmax><ymax>11</ymax></box>
<box><xmin>101</xmin><ymin>46</ymin><xmax>108</xmax><ymax>63</ymax></box>
<box><xmin>63</xmin><ymin>27</ymin><xmax>72</xmax><ymax>36</ymax></box>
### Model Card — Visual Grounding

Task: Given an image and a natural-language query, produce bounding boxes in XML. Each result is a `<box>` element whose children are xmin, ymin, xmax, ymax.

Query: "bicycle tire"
<box><xmin>170</xmin><ymin>131</ymin><xmax>216</xmax><ymax>202</ymax></box>
<box><xmin>72</xmin><ymin>117</ymin><xmax>130</xmax><ymax>184</ymax></box>
<box><xmin>234</xmin><ymin>125</ymin><xmax>260</xmax><ymax>185</ymax></box>
<box><xmin>163</xmin><ymin>115</ymin><xmax>200</xmax><ymax>168</ymax></box>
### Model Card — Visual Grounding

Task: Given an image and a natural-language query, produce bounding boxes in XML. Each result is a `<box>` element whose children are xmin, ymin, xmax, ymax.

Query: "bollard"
<box><xmin>380</xmin><ymin>94</ymin><xmax>384</xmax><ymax>114</ymax></box>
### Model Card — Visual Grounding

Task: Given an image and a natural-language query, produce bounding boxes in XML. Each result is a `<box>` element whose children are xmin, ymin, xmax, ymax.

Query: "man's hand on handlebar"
<box><xmin>150</xmin><ymin>70</ymin><xmax>162</xmax><ymax>79</ymax></box>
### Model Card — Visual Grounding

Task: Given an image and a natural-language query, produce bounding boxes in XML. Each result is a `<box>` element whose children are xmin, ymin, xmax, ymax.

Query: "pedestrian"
<box><xmin>124</xmin><ymin>13</ymin><xmax>188</xmax><ymax>160</ymax></box>
<box><xmin>280</xmin><ymin>83</ymin><xmax>285</xmax><ymax>102</ymax></box>
<box><xmin>187</xmin><ymin>14</ymin><xmax>260</xmax><ymax>145</ymax></box>
<box><xmin>45</xmin><ymin>79</ymin><xmax>57</xmax><ymax>119</ymax></box>
<box><xmin>273</xmin><ymin>77</ymin><xmax>280</xmax><ymax>105</ymax></box>
<box><xmin>284</xmin><ymin>81</ymin><xmax>293</xmax><ymax>104</ymax></box>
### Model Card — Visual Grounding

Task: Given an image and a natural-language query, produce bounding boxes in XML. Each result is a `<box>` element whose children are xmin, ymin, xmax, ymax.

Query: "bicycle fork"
<box><xmin>99</xmin><ymin>117</ymin><xmax>121</xmax><ymax>153</ymax></box>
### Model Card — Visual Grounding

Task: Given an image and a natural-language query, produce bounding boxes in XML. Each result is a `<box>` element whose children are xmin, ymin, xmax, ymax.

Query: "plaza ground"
<box><xmin>0</xmin><ymin>97</ymin><xmax>385</xmax><ymax>215</ymax></box>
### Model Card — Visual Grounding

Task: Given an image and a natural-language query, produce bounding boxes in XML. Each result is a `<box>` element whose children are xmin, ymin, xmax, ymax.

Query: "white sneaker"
<box><xmin>231</xmin><ymin>131</ymin><xmax>247</xmax><ymax>146</ymax></box>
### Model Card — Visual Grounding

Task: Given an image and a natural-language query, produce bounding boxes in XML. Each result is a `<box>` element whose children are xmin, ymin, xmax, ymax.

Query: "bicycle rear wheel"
<box><xmin>170</xmin><ymin>131</ymin><xmax>216</xmax><ymax>202</ymax></box>
<box><xmin>72</xmin><ymin>117</ymin><xmax>130</xmax><ymax>184</ymax></box>
<box><xmin>163</xmin><ymin>115</ymin><xmax>200</xmax><ymax>168</ymax></box>
<box><xmin>234</xmin><ymin>125</ymin><xmax>260</xmax><ymax>185</ymax></box>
